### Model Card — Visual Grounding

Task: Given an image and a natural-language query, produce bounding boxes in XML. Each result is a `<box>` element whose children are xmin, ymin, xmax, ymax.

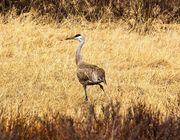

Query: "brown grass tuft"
<box><xmin>0</xmin><ymin>102</ymin><xmax>179</xmax><ymax>139</ymax></box>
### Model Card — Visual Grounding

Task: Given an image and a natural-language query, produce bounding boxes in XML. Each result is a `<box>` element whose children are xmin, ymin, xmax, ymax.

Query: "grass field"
<box><xmin>0</xmin><ymin>15</ymin><xmax>180</xmax><ymax>139</ymax></box>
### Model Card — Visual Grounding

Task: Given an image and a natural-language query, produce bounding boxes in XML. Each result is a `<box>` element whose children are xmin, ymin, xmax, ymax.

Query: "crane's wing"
<box><xmin>77</xmin><ymin>63</ymin><xmax>106</xmax><ymax>85</ymax></box>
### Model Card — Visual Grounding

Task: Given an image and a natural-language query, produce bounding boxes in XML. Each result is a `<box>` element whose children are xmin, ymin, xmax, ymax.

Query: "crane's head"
<box><xmin>66</xmin><ymin>34</ymin><xmax>85</xmax><ymax>43</ymax></box>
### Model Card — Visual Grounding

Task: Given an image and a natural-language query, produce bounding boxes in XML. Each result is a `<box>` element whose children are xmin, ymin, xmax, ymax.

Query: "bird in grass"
<box><xmin>66</xmin><ymin>34</ymin><xmax>110</xmax><ymax>101</ymax></box>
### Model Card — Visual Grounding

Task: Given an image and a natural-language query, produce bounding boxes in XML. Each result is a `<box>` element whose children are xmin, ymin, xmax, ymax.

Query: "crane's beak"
<box><xmin>65</xmin><ymin>37</ymin><xmax>74</xmax><ymax>40</ymax></box>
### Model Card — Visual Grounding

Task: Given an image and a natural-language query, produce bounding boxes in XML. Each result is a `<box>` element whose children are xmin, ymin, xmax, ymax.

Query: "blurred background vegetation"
<box><xmin>0</xmin><ymin>0</ymin><xmax>180</xmax><ymax>23</ymax></box>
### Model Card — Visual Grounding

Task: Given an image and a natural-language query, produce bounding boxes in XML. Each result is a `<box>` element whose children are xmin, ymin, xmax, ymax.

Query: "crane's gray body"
<box><xmin>66</xmin><ymin>34</ymin><xmax>107</xmax><ymax>101</ymax></box>
<box><xmin>77</xmin><ymin>62</ymin><xmax>106</xmax><ymax>86</ymax></box>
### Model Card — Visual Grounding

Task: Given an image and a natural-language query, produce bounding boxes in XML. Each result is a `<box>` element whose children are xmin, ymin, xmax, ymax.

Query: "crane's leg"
<box><xmin>99</xmin><ymin>84</ymin><xmax>111</xmax><ymax>102</ymax></box>
<box><xmin>83</xmin><ymin>85</ymin><xmax>88</xmax><ymax>101</ymax></box>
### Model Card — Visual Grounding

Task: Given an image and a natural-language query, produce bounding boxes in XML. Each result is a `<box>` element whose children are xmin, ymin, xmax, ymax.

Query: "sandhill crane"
<box><xmin>66</xmin><ymin>34</ymin><xmax>109</xmax><ymax>101</ymax></box>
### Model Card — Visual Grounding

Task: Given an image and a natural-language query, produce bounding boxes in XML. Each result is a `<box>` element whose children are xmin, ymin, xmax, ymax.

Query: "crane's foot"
<box><xmin>85</xmin><ymin>96</ymin><xmax>88</xmax><ymax>101</ymax></box>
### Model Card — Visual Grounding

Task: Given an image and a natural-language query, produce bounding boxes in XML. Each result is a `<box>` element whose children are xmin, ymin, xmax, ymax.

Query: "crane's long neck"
<box><xmin>76</xmin><ymin>40</ymin><xmax>84</xmax><ymax>65</ymax></box>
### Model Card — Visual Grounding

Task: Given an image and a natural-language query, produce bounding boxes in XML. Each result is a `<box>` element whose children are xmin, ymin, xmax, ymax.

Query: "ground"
<box><xmin>0</xmin><ymin>15</ymin><xmax>179</xmax><ymax>121</ymax></box>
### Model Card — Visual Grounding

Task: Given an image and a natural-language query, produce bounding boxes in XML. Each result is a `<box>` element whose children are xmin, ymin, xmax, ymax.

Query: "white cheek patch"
<box><xmin>76</xmin><ymin>36</ymin><xmax>83</xmax><ymax>40</ymax></box>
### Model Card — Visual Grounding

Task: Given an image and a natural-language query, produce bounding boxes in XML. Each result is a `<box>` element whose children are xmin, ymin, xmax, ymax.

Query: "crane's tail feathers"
<box><xmin>87</xmin><ymin>80</ymin><xmax>105</xmax><ymax>85</ymax></box>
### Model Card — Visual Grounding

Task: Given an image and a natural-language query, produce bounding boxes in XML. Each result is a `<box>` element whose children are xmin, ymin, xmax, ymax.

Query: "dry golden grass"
<box><xmin>0</xmin><ymin>15</ymin><xmax>179</xmax><ymax>123</ymax></box>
